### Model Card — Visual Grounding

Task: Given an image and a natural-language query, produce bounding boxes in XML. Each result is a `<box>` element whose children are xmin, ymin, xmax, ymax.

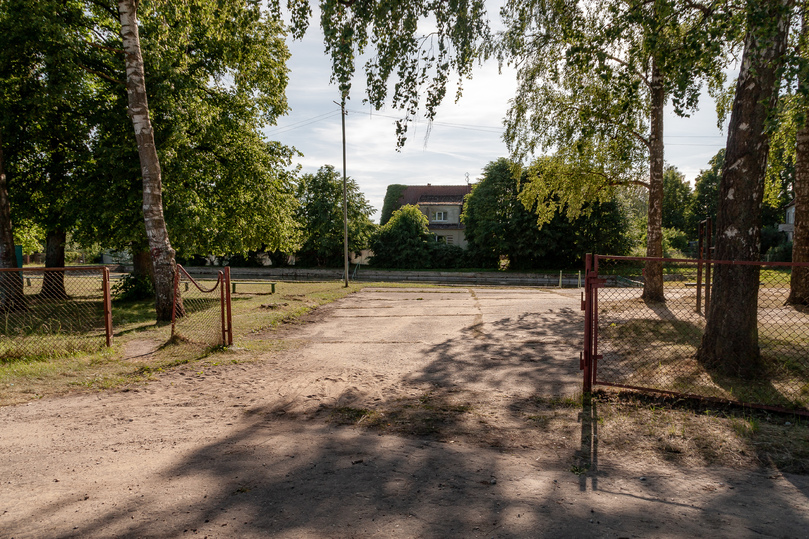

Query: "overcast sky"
<box><xmin>266</xmin><ymin>2</ymin><xmax>731</xmax><ymax>222</ymax></box>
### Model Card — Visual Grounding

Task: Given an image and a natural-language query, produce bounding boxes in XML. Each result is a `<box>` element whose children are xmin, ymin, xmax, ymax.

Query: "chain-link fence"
<box><xmin>171</xmin><ymin>265</ymin><xmax>232</xmax><ymax>348</ymax></box>
<box><xmin>583</xmin><ymin>255</ymin><xmax>809</xmax><ymax>413</ymax></box>
<box><xmin>0</xmin><ymin>267</ymin><xmax>112</xmax><ymax>360</ymax></box>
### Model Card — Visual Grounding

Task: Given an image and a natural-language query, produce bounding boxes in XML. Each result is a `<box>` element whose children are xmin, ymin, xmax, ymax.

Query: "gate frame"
<box><xmin>171</xmin><ymin>265</ymin><xmax>233</xmax><ymax>346</ymax></box>
<box><xmin>581</xmin><ymin>254</ymin><xmax>809</xmax><ymax>415</ymax></box>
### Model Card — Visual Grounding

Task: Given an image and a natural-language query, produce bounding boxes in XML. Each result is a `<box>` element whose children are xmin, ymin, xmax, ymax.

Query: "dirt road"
<box><xmin>2</xmin><ymin>287</ymin><xmax>808</xmax><ymax>538</ymax></box>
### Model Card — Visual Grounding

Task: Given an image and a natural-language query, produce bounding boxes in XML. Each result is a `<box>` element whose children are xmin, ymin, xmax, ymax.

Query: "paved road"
<box><xmin>3</xmin><ymin>287</ymin><xmax>809</xmax><ymax>538</ymax></box>
<box><xmin>289</xmin><ymin>287</ymin><xmax>584</xmax><ymax>398</ymax></box>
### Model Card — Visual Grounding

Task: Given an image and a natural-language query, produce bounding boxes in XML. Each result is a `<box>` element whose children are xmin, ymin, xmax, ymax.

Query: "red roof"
<box><xmin>398</xmin><ymin>185</ymin><xmax>472</xmax><ymax>206</ymax></box>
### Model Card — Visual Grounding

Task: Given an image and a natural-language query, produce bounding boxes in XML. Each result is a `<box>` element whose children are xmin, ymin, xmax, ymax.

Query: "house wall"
<box><xmin>431</xmin><ymin>229</ymin><xmax>467</xmax><ymax>248</ymax></box>
<box><xmin>420</xmin><ymin>205</ymin><xmax>462</xmax><ymax>224</ymax></box>
<box><xmin>418</xmin><ymin>204</ymin><xmax>468</xmax><ymax>248</ymax></box>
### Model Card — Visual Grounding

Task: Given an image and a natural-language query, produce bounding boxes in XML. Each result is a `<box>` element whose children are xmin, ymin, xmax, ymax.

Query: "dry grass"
<box><xmin>0</xmin><ymin>280</ymin><xmax>368</xmax><ymax>406</ymax></box>
<box><xmin>323</xmin><ymin>388</ymin><xmax>809</xmax><ymax>475</ymax></box>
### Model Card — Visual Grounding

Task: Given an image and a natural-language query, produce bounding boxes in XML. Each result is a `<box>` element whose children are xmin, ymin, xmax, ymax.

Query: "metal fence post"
<box><xmin>582</xmin><ymin>254</ymin><xmax>593</xmax><ymax>393</ymax></box>
<box><xmin>219</xmin><ymin>271</ymin><xmax>226</xmax><ymax>346</ymax></box>
<box><xmin>224</xmin><ymin>266</ymin><xmax>233</xmax><ymax>346</ymax></box>
<box><xmin>171</xmin><ymin>264</ymin><xmax>181</xmax><ymax>338</ymax></box>
<box><xmin>102</xmin><ymin>267</ymin><xmax>113</xmax><ymax>347</ymax></box>
<box><xmin>696</xmin><ymin>221</ymin><xmax>704</xmax><ymax>313</ymax></box>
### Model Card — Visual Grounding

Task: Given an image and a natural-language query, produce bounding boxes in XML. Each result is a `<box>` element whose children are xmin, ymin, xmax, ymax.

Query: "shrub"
<box><xmin>112</xmin><ymin>273</ymin><xmax>154</xmax><ymax>302</ymax></box>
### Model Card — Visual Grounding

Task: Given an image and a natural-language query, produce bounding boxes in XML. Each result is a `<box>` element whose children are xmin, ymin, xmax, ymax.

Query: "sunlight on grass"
<box><xmin>1</xmin><ymin>280</ymin><xmax>376</xmax><ymax>406</ymax></box>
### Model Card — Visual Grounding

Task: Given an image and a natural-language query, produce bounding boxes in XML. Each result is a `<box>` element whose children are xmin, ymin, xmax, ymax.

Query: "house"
<box><xmin>392</xmin><ymin>184</ymin><xmax>473</xmax><ymax>248</ymax></box>
<box><xmin>779</xmin><ymin>199</ymin><xmax>796</xmax><ymax>242</ymax></box>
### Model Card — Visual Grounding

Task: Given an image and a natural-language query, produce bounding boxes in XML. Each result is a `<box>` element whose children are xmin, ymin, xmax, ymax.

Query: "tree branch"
<box><xmin>604</xmin><ymin>54</ymin><xmax>650</xmax><ymax>88</ymax></box>
<box><xmin>77</xmin><ymin>64</ymin><xmax>125</xmax><ymax>86</ymax></box>
<box><xmin>87</xmin><ymin>40</ymin><xmax>124</xmax><ymax>55</ymax></box>
<box><xmin>572</xmin><ymin>166</ymin><xmax>650</xmax><ymax>190</ymax></box>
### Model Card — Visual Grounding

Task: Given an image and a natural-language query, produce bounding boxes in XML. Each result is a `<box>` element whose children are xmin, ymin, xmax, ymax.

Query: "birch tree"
<box><xmin>788</xmin><ymin>3</ymin><xmax>809</xmax><ymax>305</ymax></box>
<box><xmin>696</xmin><ymin>0</ymin><xmax>793</xmax><ymax>377</ymax></box>
<box><xmin>117</xmin><ymin>0</ymin><xmax>177</xmax><ymax>320</ymax></box>
<box><xmin>282</xmin><ymin>0</ymin><xmax>489</xmax><ymax>147</ymax></box>
<box><xmin>497</xmin><ymin>0</ymin><xmax>735</xmax><ymax>301</ymax></box>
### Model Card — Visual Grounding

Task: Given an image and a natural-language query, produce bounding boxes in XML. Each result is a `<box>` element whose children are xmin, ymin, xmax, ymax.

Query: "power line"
<box><xmin>265</xmin><ymin>110</ymin><xmax>342</xmax><ymax>136</ymax></box>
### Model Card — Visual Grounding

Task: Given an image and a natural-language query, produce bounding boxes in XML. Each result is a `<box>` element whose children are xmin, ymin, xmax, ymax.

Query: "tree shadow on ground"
<box><xmin>402</xmin><ymin>308</ymin><xmax>584</xmax><ymax>397</ymax></box>
<box><xmin>27</xmin><ymin>400</ymin><xmax>809</xmax><ymax>539</ymax></box>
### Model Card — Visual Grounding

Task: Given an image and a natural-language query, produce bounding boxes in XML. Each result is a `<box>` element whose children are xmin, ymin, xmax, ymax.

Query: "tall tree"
<box><xmin>0</xmin><ymin>0</ymin><xmax>97</xmax><ymax>299</ymax></box>
<box><xmin>688</xmin><ymin>149</ymin><xmax>724</xmax><ymax>236</ymax></box>
<box><xmin>0</xmin><ymin>130</ymin><xmax>25</xmax><ymax>311</ymax></box>
<box><xmin>696</xmin><ymin>0</ymin><xmax>792</xmax><ymax>377</ymax></box>
<box><xmin>70</xmin><ymin>1</ymin><xmax>298</xmax><ymax>311</ymax></box>
<box><xmin>788</xmin><ymin>4</ymin><xmax>809</xmax><ymax>305</ymax></box>
<box><xmin>296</xmin><ymin>165</ymin><xmax>376</xmax><ymax>267</ymax></box>
<box><xmin>497</xmin><ymin>0</ymin><xmax>736</xmax><ymax>301</ymax></box>
<box><xmin>662</xmin><ymin>166</ymin><xmax>692</xmax><ymax>233</ymax></box>
<box><xmin>463</xmin><ymin>158</ymin><xmax>630</xmax><ymax>269</ymax></box>
<box><xmin>116</xmin><ymin>0</ymin><xmax>177</xmax><ymax>321</ymax></box>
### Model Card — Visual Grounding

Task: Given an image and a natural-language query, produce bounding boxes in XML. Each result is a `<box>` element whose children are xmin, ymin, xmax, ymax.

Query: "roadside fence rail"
<box><xmin>582</xmin><ymin>254</ymin><xmax>809</xmax><ymax>414</ymax></box>
<box><xmin>0</xmin><ymin>266</ymin><xmax>112</xmax><ymax>360</ymax></box>
<box><xmin>171</xmin><ymin>265</ymin><xmax>232</xmax><ymax>348</ymax></box>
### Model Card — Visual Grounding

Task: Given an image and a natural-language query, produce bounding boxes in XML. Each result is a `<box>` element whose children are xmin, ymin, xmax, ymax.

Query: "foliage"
<box><xmin>68</xmin><ymin>0</ymin><xmax>300</xmax><ymax>258</ymax></box>
<box><xmin>761</xmin><ymin>225</ymin><xmax>789</xmax><ymax>256</ymax></box>
<box><xmin>766</xmin><ymin>241</ymin><xmax>793</xmax><ymax>262</ymax></box>
<box><xmin>282</xmin><ymin>0</ymin><xmax>490</xmax><ymax>146</ymax></box>
<box><xmin>662</xmin><ymin>166</ymin><xmax>692</xmax><ymax>234</ymax></box>
<box><xmin>380</xmin><ymin>184</ymin><xmax>409</xmax><ymax>225</ymax></box>
<box><xmin>464</xmin><ymin>158</ymin><xmax>631</xmax><ymax>269</ymax></box>
<box><xmin>112</xmin><ymin>273</ymin><xmax>155</xmax><ymax>303</ymax></box>
<box><xmin>662</xmin><ymin>227</ymin><xmax>689</xmax><ymax>256</ymax></box>
<box><xmin>370</xmin><ymin>205</ymin><xmax>434</xmax><ymax>269</ymax></box>
<box><xmin>296</xmin><ymin>165</ymin><xmax>376</xmax><ymax>267</ymax></box>
<box><xmin>12</xmin><ymin>221</ymin><xmax>44</xmax><ymax>256</ymax></box>
<box><xmin>0</xmin><ymin>0</ymin><xmax>95</xmax><ymax>250</ymax></box>
<box><xmin>688</xmin><ymin>149</ymin><xmax>724</xmax><ymax>235</ymax></box>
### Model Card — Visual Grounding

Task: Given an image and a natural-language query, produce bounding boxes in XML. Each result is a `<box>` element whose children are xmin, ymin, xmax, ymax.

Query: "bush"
<box><xmin>370</xmin><ymin>205</ymin><xmax>433</xmax><ymax>269</ymax></box>
<box><xmin>662</xmin><ymin>228</ymin><xmax>689</xmax><ymax>257</ymax></box>
<box><xmin>112</xmin><ymin>273</ymin><xmax>154</xmax><ymax>302</ymax></box>
<box><xmin>766</xmin><ymin>241</ymin><xmax>793</xmax><ymax>262</ymax></box>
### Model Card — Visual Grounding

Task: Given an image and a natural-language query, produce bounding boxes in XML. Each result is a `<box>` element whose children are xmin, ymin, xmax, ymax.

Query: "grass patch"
<box><xmin>590</xmin><ymin>390</ymin><xmax>809</xmax><ymax>473</ymax></box>
<box><xmin>0</xmin><ymin>280</ymin><xmax>374</xmax><ymax>406</ymax></box>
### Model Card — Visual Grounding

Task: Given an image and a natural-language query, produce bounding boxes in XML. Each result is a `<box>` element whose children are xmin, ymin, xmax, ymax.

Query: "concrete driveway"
<box><xmin>290</xmin><ymin>286</ymin><xmax>584</xmax><ymax>398</ymax></box>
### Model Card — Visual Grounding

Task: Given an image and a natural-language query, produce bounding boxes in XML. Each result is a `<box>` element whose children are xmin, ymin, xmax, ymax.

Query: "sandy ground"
<box><xmin>2</xmin><ymin>287</ymin><xmax>809</xmax><ymax>538</ymax></box>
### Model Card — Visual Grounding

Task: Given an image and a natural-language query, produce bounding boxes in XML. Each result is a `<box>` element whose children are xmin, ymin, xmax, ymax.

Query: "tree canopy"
<box><xmin>73</xmin><ymin>0</ymin><xmax>300</xmax><ymax>258</ymax></box>
<box><xmin>296</xmin><ymin>165</ymin><xmax>376</xmax><ymax>267</ymax></box>
<box><xmin>280</xmin><ymin>0</ymin><xmax>490</xmax><ymax>146</ymax></box>
<box><xmin>464</xmin><ymin>158</ymin><xmax>630</xmax><ymax>269</ymax></box>
<box><xmin>496</xmin><ymin>0</ymin><xmax>737</xmax><ymax>300</ymax></box>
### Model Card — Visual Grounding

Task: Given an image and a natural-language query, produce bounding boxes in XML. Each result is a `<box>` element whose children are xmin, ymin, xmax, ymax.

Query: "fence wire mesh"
<box><xmin>0</xmin><ymin>267</ymin><xmax>111</xmax><ymax>360</ymax></box>
<box><xmin>171</xmin><ymin>266</ymin><xmax>229</xmax><ymax>348</ymax></box>
<box><xmin>592</xmin><ymin>256</ymin><xmax>809</xmax><ymax>412</ymax></box>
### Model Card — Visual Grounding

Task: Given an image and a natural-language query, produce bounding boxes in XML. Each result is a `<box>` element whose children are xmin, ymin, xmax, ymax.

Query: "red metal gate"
<box><xmin>581</xmin><ymin>254</ymin><xmax>809</xmax><ymax>415</ymax></box>
<box><xmin>171</xmin><ymin>265</ymin><xmax>233</xmax><ymax>347</ymax></box>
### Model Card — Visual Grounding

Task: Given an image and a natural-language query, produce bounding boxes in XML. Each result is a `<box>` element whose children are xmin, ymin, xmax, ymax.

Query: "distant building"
<box><xmin>392</xmin><ymin>184</ymin><xmax>473</xmax><ymax>248</ymax></box>
<box><xmin>779</xmin><ymin>199</ymin><xmax>796</xmax><ymax>242</ymax></box>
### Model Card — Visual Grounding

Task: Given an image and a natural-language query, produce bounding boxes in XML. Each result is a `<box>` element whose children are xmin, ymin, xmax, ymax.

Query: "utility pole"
<box><xmin>339</xmin><ymin>98</ymin><xmax>349</xmax><ymax>287</ymax></box>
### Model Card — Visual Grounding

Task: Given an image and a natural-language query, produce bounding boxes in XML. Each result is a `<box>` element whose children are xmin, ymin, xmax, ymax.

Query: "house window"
<box><xmin>445</xmin><ymin>235</ymin><xmax>454</xmax><ymax>245</ymax></box>
<box><xmin>433</xmin><ymin>211</ymin><xmax>447</xmax><ymax>221</ymax></box>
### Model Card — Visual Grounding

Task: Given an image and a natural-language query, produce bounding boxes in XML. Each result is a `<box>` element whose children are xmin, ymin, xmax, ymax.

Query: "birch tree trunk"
<box><xmin>118</xmin><ymin>0</ymin><xmax>180</xmax><ymax>321</ymax></box>
<box><xmin>642</xmin><ymin>57</ymin><xmax>666</xmax><ymax>302</ymax></box>
<box><xmin>696</xmin><ymin>0</ymin><xmax>791</xmax><ymax>378</ymax></box>
<box><xmin>788</xmin><ymin>7</ymin><xmax>809</xmax><ymax>305</ymax></box>
<box><xmin>0</xmin><ymin>129</ymin><xmax>26</xmax><ymax>312</ymax></box>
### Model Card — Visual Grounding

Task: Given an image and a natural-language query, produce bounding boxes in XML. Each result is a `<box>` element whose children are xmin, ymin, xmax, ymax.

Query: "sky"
<box><xmin>265</xmin><ymin>2</ymin><xmax>731</xmax><ymax>223</ymax></box>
